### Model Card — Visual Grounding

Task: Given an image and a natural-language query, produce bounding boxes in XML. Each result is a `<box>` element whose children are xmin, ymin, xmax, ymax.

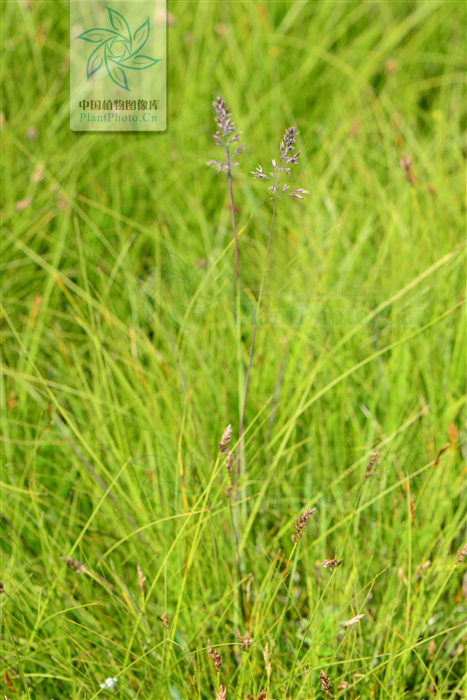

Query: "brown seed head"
<box><xmin>364</xmin><ymin>451</ymin><xmax>379</xmax><ymax>480</ymax></box>
<box><xmin>226</xmin><ymin>452</ymin><xmax>234</xmax><ymax>500</ymax></box>
<box><xmin>60</xmin><ymin>556</ymin><xmax>86</xmax><ymax>574</ymax></box>
<box><xmin>434</xmin><ymin>443</ymin><xmax>449</xmax><ymax>467</ymax></box>
<box><xmin>216</xmin><ymin>686</ymin><xmax>227</xmax><ymax>700</ymax></box>
<box><xmin>457</xmin><ymin>543</ymin><xmax>467</xmax><ymax>564</ymax></box>
<box><xmin>343</xmin><ymin>613</ymin><xmax>365</xmax><ymax>628</ymax></box>
<box><xmin>235</xmin><ymin>629</ymin><xmax>253</xmax><ymax>652</ymax></box>
<box><xmin>218</xmin><ymin>424</ymin><xmax>232</xmax><ymax>454</ymax></box>
<box><xmin>207</xmin><ymin>640</ymin><xmax>222</xmax><ymax>670</ymax></box>
<box><xmin>291</xmin><ymin>507</ymin><xmax>316</xmax><ymax>542</ymax></box>
<box><xmin>338</xmin><ymin>681</ymin><xmax>350</xmax><ymax>690</ymax></box>
<box><xmin>160</xmin><ymin>612</ymin><xmax>169</xmax><ymax>629</ymax></box>
<box><xmin>320</xmin><ymin>670</ymin><xmax>332</xmax><ymax>698</ymax></box>
<box><xmin>137</xmin><ymin>564</ymin><xmax>146</xmax><ymax>595</ymax></box>
<box><xmin>400</xmin><ymin>153</ymin><xmax>412</xmax><ymax>171</ymax></box>
<box><xmin>322</xmin><ymin>558</ymin><xmax>343</xmax><ymax>572</ymax></box>
<box><xmin>399</xmin><ymin>153</ymin><xmax>416</xmax><ymax>185</ymax></box>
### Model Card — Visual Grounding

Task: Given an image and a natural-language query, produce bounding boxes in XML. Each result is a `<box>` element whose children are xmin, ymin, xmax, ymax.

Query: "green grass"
<box><xmin>1</xmin><ymin>1</ymin><xmax>466</xmax><ymax>698</ymax></box>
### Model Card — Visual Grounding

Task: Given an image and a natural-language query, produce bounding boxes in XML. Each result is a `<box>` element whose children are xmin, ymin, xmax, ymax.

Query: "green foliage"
<box><xmin>1</xmin><ymin>1</ymin><xmax>466</xmax><ymax>698</ymax></box>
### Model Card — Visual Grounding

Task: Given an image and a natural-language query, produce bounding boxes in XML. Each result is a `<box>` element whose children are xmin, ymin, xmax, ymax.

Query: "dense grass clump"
<box><xmin>1</xmin><ymin>1</ymin><xmax>466</xmax><ymax>698</ymax></box>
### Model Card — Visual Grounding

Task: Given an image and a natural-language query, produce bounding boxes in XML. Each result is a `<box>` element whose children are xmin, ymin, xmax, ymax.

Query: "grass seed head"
<box><xmin>364</xmin><ymin>451</ymin><xmax>379</xmax><ymax>480</ymax></box>
<box><xmin>225</xmin><ymin>451</ymin><xmax>234</xmax><ymax>500</ymax></box>
<box><xmin>207</xmin><ymin>640</ymin><xmax>222</xmax><ymax>670</ymax></box>
<box><xmin>322</xmin><ymin>558</ymin><xmax>343</xmax><ymax>572</ymax></box>
<box><xmin>399</xmin><ymin>153</ymin><xmax>416</xmax><ymax>185</ymax></box>
<box><xmin>457</xmin><ymin>543</ymin><xmax>467</xmax><ymax>564</ymax></box>
<box><xmin>217</xmin><ymin>686</ymin><xmax>227</xmax><ymax>700</ymax></box>
<box><xmin>320</xmin><ymin>669</ymin><xmax>332</xmax><ymax>698</ymax></box>
<box><xmin>136</xmin><ymin>564</ymin><xmax>146</xmax><ymax>595</ymax></box>
<box><xmin>343</xmin><ymin>613</ymin><xmax>365</xmax><ymax>628</ymax></box>
<box><xmin>226</xmin><ymin>451</ymin><xmax>234</xmax><ymax>475</ymax></box>
<box><xmin>252</xmin><ymin>126</ymin><xmax>309</xmax><ymax>201</ymax></box>
<box><xmin>292</xmin><ymin>507</ymin><xmax>316</xmax><ymax>542</ymax></box>
<box><xmin>218</xmin><ymin>424</ymin><xmax>232</xmax><ymax>454</ymax></box>
<box><xmin>60</xmin><ymin>556</ymin><xmax>86</xmax><ymax>574</ymax></box>
<box><xmin>207</xmin><ymin>96</ymin><xmax>244</xmax><ymax>172</ymax></box>
<box><xmin>160</xmin><ymin>612</ymin><xmax>169</xmax><ymax>629</ymax></box>
<box><xmin>235</xmin><ymin>629</ymin><xmax>253</xmax><ymax>652</ymax></box>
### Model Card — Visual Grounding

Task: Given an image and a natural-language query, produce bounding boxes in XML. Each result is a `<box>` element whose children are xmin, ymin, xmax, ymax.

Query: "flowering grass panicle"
<box><xmin>206</xmin><ymin>95</ymin><xmax>244</xmax><ymax>173</ymax></box>
<box><xmin>206</xmin><ymin>95</ymin><xmax>243</xmax><ymax>283</ymax></box>
<box><xmin>252</xmin><ymin>126</ymin><xmax>309</xmax><ymax>200</ymax></box>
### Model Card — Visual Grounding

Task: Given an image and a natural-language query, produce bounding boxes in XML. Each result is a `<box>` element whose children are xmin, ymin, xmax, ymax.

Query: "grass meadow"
<box><xmin>1</xmin><ymin>0</ymin><xmax>466</xmax><ymax>698</ymax></box>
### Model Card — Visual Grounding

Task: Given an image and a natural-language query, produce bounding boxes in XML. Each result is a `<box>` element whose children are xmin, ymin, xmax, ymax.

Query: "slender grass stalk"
<box><xmin>208</xmin><ymin>98</ymin><xmax>247</xmax><ymax>623</ymax></box>
<box><xmin>239</xmin><ymin>198</ymin><xmax>276</xmax><ymax>458</ymax></box>
<box><xmin>239</xmin><ymin>127</ymin><xmax>309</xmax><ymax>483</ymax></box>
<box><xmin>207</xmin><ymin>95</ymin><xmax>245</xmax><ymax>504</ymax></box>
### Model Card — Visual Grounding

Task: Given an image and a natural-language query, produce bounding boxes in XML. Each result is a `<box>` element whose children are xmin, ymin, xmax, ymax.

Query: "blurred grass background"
<box><xmin>1</xmin><ymin>0</ymin><xmax>466</xmax><ymax>698</ymax></box>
